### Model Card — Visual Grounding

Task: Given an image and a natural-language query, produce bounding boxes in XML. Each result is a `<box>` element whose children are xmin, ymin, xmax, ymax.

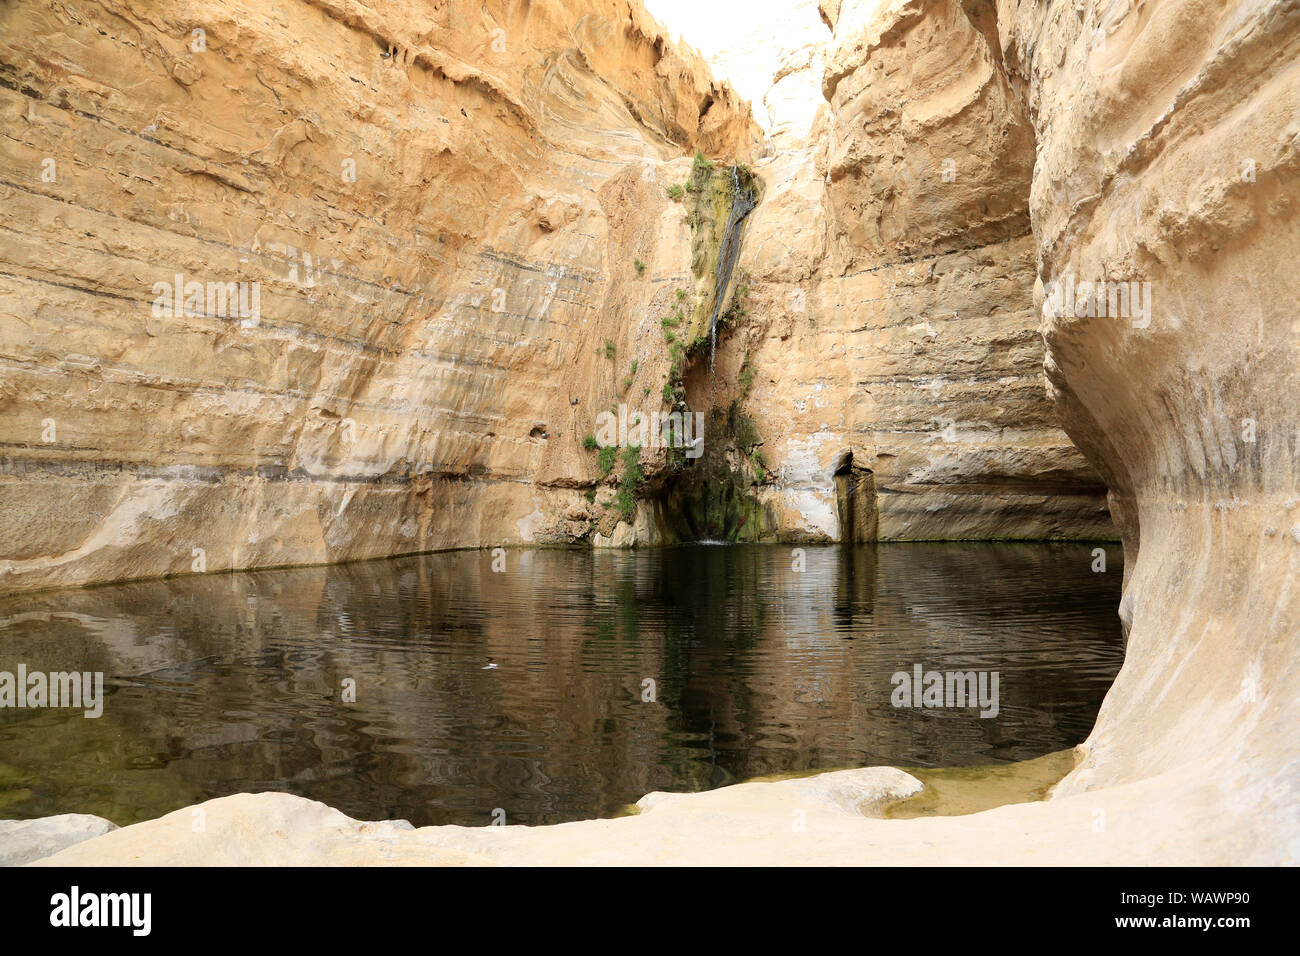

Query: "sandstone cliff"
<box><xmin>992</xmin><ymin>0</ymin><xmax>1299</xmax><ymax>830</ymax></box>
<box><xmin>0</xmin><ymin>0</ymin><xmax>1118</xmax><ymax>595</ymax></box>
<box><xmin>698</xmin><ymin>0</ymin><xmax>1115</xmax><ymax>543</ymax></box>
<box><xmin>806</xmin><ymin>0</ymin><xmax>1297</xmax><ymax>857</ymax></box>
<box><xmin>2</xmin><ymin>0</ymin><xmax>1297</xmax><ymax>864</ymax></box>
<box><xmin>0</xmin><ymin>0</ymin><xmax>758</xmax><ymax>591</ymax></box>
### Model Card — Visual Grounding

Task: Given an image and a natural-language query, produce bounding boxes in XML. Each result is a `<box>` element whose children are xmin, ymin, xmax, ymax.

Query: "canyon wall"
<box><xmin>798</xmin><ymin>0</ymin><xmax>1297</xmax><ymax>853</ymax></box>
<box><xmin>697</xmin><ymin>0</ymin><xmax>1114</xmax><ymax>541</ymax></box>
<box><xmin>1</xmin><ymin>0</ymin><xmax>1114</xmax><ymax>595</ymax></box>
<box><xmin>681</xmin><ymin>0</ymin><xmax>1298</xmax><ymax>851</ymax></box>
<box><xmin>0</xmin><ymin>0</ymin><xmax>757</xmax><ymax>592</ymax></box>
<box><xmin>991</xmin><ymin>0</ymin><xmax>1299</xmax><ymax>822</ymax></box>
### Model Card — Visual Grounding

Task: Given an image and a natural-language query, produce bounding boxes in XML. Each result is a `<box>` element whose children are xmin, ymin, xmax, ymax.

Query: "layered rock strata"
<box><xmin>0</xmin><ymin>0</ymin><xmax>757</xmax><ymax>591</ymax></box>
<box><xmin>700</xmin><ymin>0</ymin><xmax>1113</xmax><ymax>542</ymax></box>
<box><xmin>992</xmin><ymin>0</ymin><xmax>1300</xmax><ymax>820</ymax></box>
<box><xmin>2</xmin><ymin>0</ymin><xmax>1297</xmax><ymax>865</ymax></box>
<box><xmin>0</xmin><ymin>0</ymin><xmax>1116</xmax><ymax>595</ymax></box>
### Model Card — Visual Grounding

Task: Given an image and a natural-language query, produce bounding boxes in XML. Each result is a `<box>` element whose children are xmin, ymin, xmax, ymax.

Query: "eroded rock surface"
<box><xmin>700</xmin><ymin>0</ymin><xmax>1113</xmax><ymax>542</ymax></box>
<box><xmin>0</xmin><ymin>813</ymin><xmax>117</xmax><ymax>866</ymax></box>
<box><xmin>994</xmin><ymin>0</ymin><xmax>1300</xmax><ymax>818</ymax></box>
<box><xmin>25</xmin><ymin>757</ymin><xmax>1288</xmax><ymax>864</ymax></box>
<box><xmin>2</xmin><ymin>0</ymin><xmax>1296</xmax><ymax>867</ymax></box>
<box><xmin>0</xmin><ymin>0</ymin><xmax>1116</xmax><ymax>596</ymax></box>
<box><xmin>0</xmin><ymin>0</ymin><xmax>758</xmax><ymax>591</ymax></box>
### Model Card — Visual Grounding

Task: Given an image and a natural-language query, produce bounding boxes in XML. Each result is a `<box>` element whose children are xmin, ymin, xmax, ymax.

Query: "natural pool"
<box><xmin>0</xmin><ymin>542</ymin><xmax>1123</xmax><ymax>828</ymax></box>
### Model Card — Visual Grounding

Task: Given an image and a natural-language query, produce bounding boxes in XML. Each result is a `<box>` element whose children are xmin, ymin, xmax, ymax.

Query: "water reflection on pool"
<box><xmin>0</xmin><ymin>542</ymin><xmax>1123</xmax><ymax>827</ymax></box>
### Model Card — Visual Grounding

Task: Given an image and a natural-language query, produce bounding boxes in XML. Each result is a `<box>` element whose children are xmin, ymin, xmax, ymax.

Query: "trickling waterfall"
<box><xmin>709</xmin><ymin>165</ymin><xmax>757</xmax><ymax>370</ymax></box>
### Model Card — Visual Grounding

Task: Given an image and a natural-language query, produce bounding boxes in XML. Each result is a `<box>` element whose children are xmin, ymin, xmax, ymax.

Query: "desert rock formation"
<box><xmin>1</xmin><ymin>0</ymin><xmax>1113</xmax><ymax>595</ymax></box>
<box><xmin>0</xmin><ymin>0</ymin><xmax>757</xmax><ymax>591</ymax></box>
<box><xmin>699</xmin><ymin>0</ymin><xmax>1113</xmax><ymax>542</ymax></box>
<box><xmin>994</xmin><ymin>0</ymin><xmax>1299</xmax><ymax>818</ymax></box>
<box><xmin>2</xmin><ymin>0</ymin><xmax>1297</xmax><ymax>865</ymax></box>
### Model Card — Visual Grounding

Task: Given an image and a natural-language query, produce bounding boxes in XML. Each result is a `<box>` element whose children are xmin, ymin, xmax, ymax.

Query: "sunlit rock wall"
<box><xmin>0</xmin><ymin>0</ymin><xmax>758</xmax><ymax>591</ymax></box>
<box><xmin>700</xmin><ymin>0</ymin><xmax>1113</xmax><ymax>542</ymax></box>
<box><xmin>0</xmin><ymin>0</ymin><xmax>1132</xmax><ymax>595</ymax></box>
<box><xmin>991</xmin><ymin>0</ymin><xmax>1299</xmax><ymax>825</ymax></box>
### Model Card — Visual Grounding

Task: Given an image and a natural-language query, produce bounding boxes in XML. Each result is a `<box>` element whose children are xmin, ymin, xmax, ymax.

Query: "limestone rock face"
<box><xmin>0</xmin><ymin>813</ymin><xmax>117</xmax><ymax>866</ymax></box>
<box><xmin>0</xmin><ymin>0</ymin><xmax>757</xmax><ymax>592</ymax></box>
<box><xmin>992</xmin><ymin>0</ymin><xmax>1300</xmax><ymax>817</ymax></box>
<box><xmin>699</xmin><ymin>0</ymin><xmax>1113</xmax><ymax>541</ymax></box>
<box><xmin>0</xmin><ymin>0</ymin><xmax>1119</xmax><ymax>594</ymax></box>
<box><xmin>657</xmin><ymin>0</ymin><xmax>831</xmax><ymax>149</ymax></box>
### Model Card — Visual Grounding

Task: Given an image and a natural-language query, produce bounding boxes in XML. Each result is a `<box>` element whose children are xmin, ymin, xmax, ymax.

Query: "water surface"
<box><xmin>0</xmin><ymin>543</ymin><xmax>1123</xmax><ymax>827</ymax></box>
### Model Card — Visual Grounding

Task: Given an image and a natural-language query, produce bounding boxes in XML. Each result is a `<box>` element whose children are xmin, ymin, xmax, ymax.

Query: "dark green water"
<box><xmin>0</xmin><ymin>543</ymin><xmax>1123</xmax><ymax>828</ymax></box>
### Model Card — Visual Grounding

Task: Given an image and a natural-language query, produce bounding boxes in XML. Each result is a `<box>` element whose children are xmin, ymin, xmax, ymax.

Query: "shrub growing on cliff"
<box><xmin>634</xmin><ymin>258</ymin><xmax>646</xmax><ymax>277</ymax></box>
<box><xmin>693</xmin><ymin>151</ymin><xmax>714</xmax><ymax>174</ymax></box>
<box><xmin>582</xmin><ymin>433</ymin><xmax>599</xmax><ymax>451</ymax></box>
<box><xmin>616</xmin><ymin>445</ymin><xmax>644</xmax><ymax>521</ymax></box>
<box><xmin>597</xmin><ymin>445</ymin><xmax>618</xmax><ymax>477</ymax></box>
<box><xmin>604</xmin><ymin>339</ymin><xmax>617</xmax><ymax>359</ymax></box>
<box><xmin>622</xmin><ymin>444</ymin><xmax>643</xmax><ymax>482</ymax></box>
<box><xmin>666</xmin><ymin>183</ymin><xmax>684</xmax><ymax>201</ymax></box>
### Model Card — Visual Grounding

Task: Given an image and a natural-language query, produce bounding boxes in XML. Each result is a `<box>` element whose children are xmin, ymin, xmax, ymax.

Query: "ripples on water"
<box><xmin>0</xmin><ymin>543</ymin><xmax>1123</xmax><ymax>827</ymax></box>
